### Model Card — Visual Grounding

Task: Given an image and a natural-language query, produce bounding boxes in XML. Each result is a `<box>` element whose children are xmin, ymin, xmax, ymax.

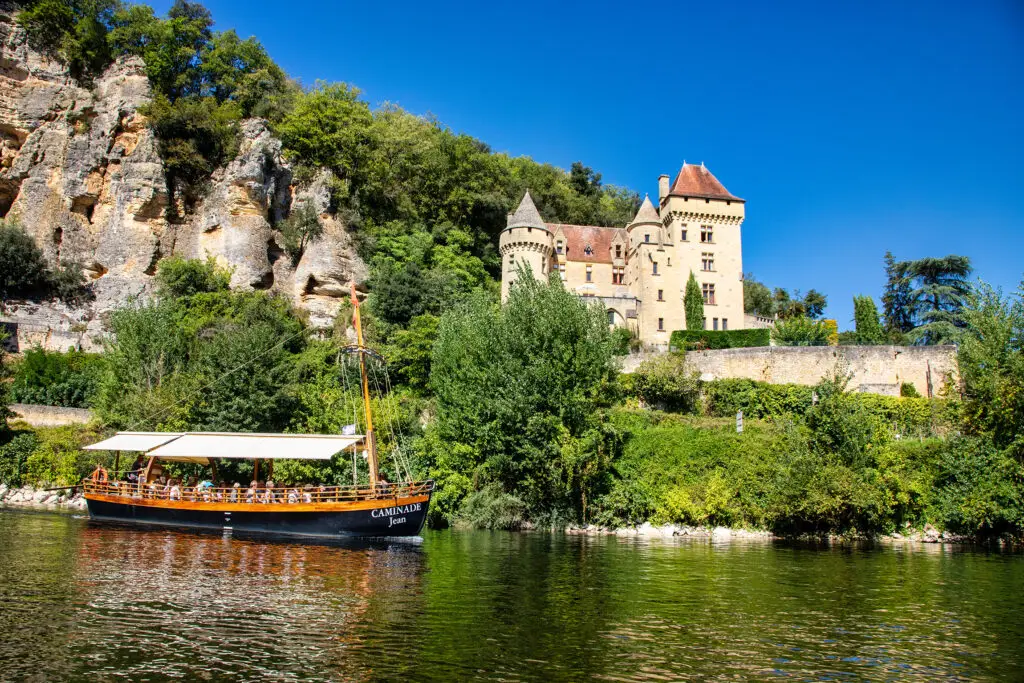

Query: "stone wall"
<box><xmin>621</xmin><ymin>345</ymin><xmax>959</xmax><ymax>397</ymax></box>
<box><xmin>8</xmin><ymin>403</ymin><xmax>94</xmax><ymax>427</ymax></box>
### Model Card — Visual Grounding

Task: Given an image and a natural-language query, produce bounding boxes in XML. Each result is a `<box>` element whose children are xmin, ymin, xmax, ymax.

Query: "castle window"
<box><xmin>701</xmin><ymin>226</ymin><xmax>714</xmax><ymax>243</ymax></box>
<box><xmin>702</xmin><ymin>283</ymin><xmax>716</xmax><ymax>305</ymax></box>
<box><xmin>558</xmin><ymin>263</ymin><xmax>566</xmax><ymax>281</ymax></box>
<box><xmin>584</xmin><ymin>243</ymin><xmax>594</xmax><ymax>256</ymax></box>
<box><xmin>644</xmin><ymin>234</ymin><xmax>650</xmax><ymax>243</ymax></box>
<box><xmin>615</xmin><ymin>244</ymin><xmax>622</xmax><ymax>259</ymax></box>
<box><xmin>722</xmin><ymin>318</ymin><xmax>728</xmax><ymax>330</ymax></box>
<box><xmin>612</xmin><ymin>266</ymin><xmax>624</xmax><ymax>285</ymax></box>
<box><xmin>652</xmin><ymin>261</ymin><xmax>659</xmax><ymax>275</ymax></box>
<box><xmin>657</xmin><ymin>289</ymin><xmax>664</xmax><ymax>301</ymax></box>
<box><xmin>713</xmin><ymin>318</ymin><xmax>719</xmax><ymax>331</ymax></box>
<box><xmin>680</xmin><ymin>225</ymin><xmax>688</xmax><ymax>241</ymax></box>
<box><xmin>586</xmin><ymin>264</ymin><xmax>593</xmax><ymax>282</ymax></box>
<box><xmin>658</xmin><ymin>317</ymin><xmax>664</xmax><ymax>331</ymax></box>
<box><xmin>556</xmin><ymin>240</ymin><xmax>564</xmax><ymax>255</ymax></box>
<box><xmin>607</xmin><ymin>310</ymin><xmax>615</xmax><ymax>325</ymax></box>
<box><xmin>702</xmin><ymin>253</ymin><xmax>714</xmax><ymax>271</ymax></box>
<box><xmin>667</xmin><ymin>257</ymin><xmax>671</xmax><ymax>266</ymax></box>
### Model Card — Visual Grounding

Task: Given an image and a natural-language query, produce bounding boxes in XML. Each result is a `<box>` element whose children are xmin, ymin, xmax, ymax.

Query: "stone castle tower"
<box><xmin>500</xmin><ymin>163</ymin><xmax>746</xmax><ymax>348</ymax></box>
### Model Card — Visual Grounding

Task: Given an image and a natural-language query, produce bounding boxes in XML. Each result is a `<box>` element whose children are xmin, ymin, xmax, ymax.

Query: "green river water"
<box><xmin>0</xmin><ymin>509</ymin><xmax>1022</xmax><ymax>681</ymax></box>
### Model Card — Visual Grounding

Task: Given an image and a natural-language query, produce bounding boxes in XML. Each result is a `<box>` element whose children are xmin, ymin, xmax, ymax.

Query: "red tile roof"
<box><xmin>668</xmin><ymin>164</ymin><xmax>743</xmax><ymax>201</ymax></box>
<box><xmin>547</xmin><ymin>224</ymin><xmax>627</xmax><ymax>264</ymax></box>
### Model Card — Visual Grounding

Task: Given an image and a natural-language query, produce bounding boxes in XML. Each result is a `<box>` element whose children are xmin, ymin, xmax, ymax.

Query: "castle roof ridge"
<box><xmin>628</xmin><ymin>194</ymin><xmax>661</xmax><ymax>227</ymax></box>
<box><xmin>506</xmin><ymin>191</ymin><xmax>548</xmax><ymax>230</ymax></box>
<box><xmin>668</xmin><ymin>163</ymin><xmax>743</xmax><ymax>202</ymax></box>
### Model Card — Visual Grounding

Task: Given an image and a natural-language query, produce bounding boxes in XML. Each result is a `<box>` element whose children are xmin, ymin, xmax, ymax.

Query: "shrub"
<box><xmin>10</xmin><ymin>348</ymin><xmax>102</xmax><ymax>408</ymax></box>
<box><xmin>459</xmin><ymin>485</ymin><xmax>527</xmax><ymax>530</ymax></box>
<box><xmin>931</xmin><ymin>436</ymin><xmax>1023</xmax><ymax>535</ymax></box>
<box><xmin>280</xmin><ymin>203</ymin><xmax>324</xmax><ymax>263</ymax></box>
<box><xmin>0</xmin><ymin>431</ymin><xmax>38</xmax><ymax>486</ymax></box>
<box><xmin>900</xmin><ymin>382</ymin><xmax>921</xmax><ymax>398</ymax></box>
<box><xmin>631</xmin><ymin>354</ymin><xmax>700</xmax><ymax>412</ymax></box>
<box><xmin>155</xmin><ymin>256</ymin><xmax>232</xmax><ymax>298</ymax></box>
<box><xmin>771</xmin><ymin>316</ymin><xmax>831</xmax><ymax>346</ymax></box>
<box><xmin>703</xmin><ymin>378</ymin><xmax>814</xmax><ymax>419</ymax></box>
<box><xmin>669</xmin><ymin>328</ymin><xmax>770</xmax><ymax>351</ymax></box>
<box><xmin>0</xmin><ymin>220</ymin><xmax>49</xmax><ymax>299</ymax></box>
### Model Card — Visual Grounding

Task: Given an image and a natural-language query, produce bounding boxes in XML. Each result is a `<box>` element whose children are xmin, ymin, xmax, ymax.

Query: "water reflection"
<box><xmin>1</xmin><ymin>511</ymin><xmax>1022</xmax><ymax>682</ymax></box>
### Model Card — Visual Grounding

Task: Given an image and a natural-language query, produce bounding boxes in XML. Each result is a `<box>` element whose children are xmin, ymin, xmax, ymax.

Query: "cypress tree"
<box><xmin>853</xmin><ymin>295</ymin><xmax>884</xmax><ymax>344</ymax></box>
<box><xmin>684</xmin><ymin>271</ymin><xmax>704</xmax><ymax>331</ymax></box>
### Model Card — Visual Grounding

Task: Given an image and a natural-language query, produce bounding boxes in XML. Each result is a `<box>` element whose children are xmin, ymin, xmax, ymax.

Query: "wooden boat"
<box><xmin>81</xmin><ymin>286</ymin><xmax>433</xmax><ymax>539</ymax></box>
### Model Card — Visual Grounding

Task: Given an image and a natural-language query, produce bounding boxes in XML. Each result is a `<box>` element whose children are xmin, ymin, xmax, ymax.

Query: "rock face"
<box><xmin>0</xmin><ymin>10</ymin><xmax>366</xmax><ymax>347</ymax></box>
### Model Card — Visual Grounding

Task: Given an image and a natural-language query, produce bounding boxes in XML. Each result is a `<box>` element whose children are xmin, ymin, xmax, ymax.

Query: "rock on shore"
<box><xmin>0</xmin><ymin>483</ymin><xmax>88</xmax><ymax>511</ymax></box>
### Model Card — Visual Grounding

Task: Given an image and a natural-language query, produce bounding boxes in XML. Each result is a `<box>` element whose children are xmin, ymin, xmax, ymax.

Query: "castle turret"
<box><xmin>499</xmin><ymin>191</ymin><xmax>554</xmax><ymax>300</ymax></box>
<box><xmin>625</xmin><ymin>194</ymin><xmax>681</xmax><ymax>343</ymax></box>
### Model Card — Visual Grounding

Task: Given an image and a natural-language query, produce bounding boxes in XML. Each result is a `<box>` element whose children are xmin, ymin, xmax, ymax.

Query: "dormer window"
<box><xmin>584</xmin><ymin>243</ymin><xmax>594</xmax><ymax>256</ymax></box>
<box><xmin>556</xmin><ymin>240</ymin><xmax>564</xmax><ymax>255</ymax></box>
<box><xmin>644</xmin><ymin>234</ymin><xmax>650</xmax><ymax>243</ymax></box>
<box><xmin>615</xmin><ymin>244</ymin><xmax>622</xmax><ymax>259</ymax></box>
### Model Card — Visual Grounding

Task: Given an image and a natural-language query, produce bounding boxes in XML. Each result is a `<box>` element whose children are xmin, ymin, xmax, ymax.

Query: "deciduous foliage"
<box><xmin>684</xmin><ymin>271</ymin><xmax>704</xmax><ymax>330</ymax></box>
<box><xmin>10</xmin><ymin>348</ymin><xmax>102</xmax><ymax>407</ymax></box>
<box><xmin>0</xmin><ymin>220</ymin><xmax>88</xmax><ymax>302</ymax></box>
<box><xmin>424</xmin><ymin>268</ymin><xmax>616</xmax><ymax>524</ymax></box>
<box><xmin>743</xmin><ymin>274</ymin><xmax>774</xmax><ymax>318</ymax></box>
<box><xmin>771</xmin><ymin>316</ymin><xmax>831</xmax><ymax>346</ymax></box>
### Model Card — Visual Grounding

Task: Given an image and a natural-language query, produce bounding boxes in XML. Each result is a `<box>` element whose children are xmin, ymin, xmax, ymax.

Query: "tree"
<box><xmin>425</xmin><ymin>267</ymin><xmax>615</xmax><ymax>522</ymax></box>
<box><xmin>632</xmin><ymin>354</ymin><xmax>700</xmax><ymax>412</ymax></box>
<box><xmin>771</xmin><ymin>316</ymin><xmax>831</xmax><ymax>346</ymax></box>
<box><xmin>0</xmin><ymin>220</ymin><xmax>49</xmax><ymax>299</ymax></box>
<box><xmin>155</xmin><ymin>255</ymin><xmax>231</xmax><ymax>298</ymax></box>
<box><xmin>882</xmin><ymin>251</ymin><xmax>915</xmax><ymax>335</ymax></box>
<box><xmin>279</xmin><ymin>203</ymin><xmax>324</xmax><ymax>263</ymax></box>
<box><xmin>18</xmin><ymin>0</ymin><xmax>117</xmax><ymax>80</ymax></box>
<box><xmin>684</xmin><ymin>271</ymin><xmax>704</xmax><ymax>330</ymax></box>
<box><xmin>743</xmin><ymin>274</ymin><xmax>774</xmax><ymax>318</ymax></box>
<box><xmin>907</xmin><ymin>255</ymin><xmax>973</xmax><ymax>345</ymax></box>
<box><xmin>802</xmin><ymin>289</ymin><xmax>828</xmax><ymax>319</ymax></box>
<box><xmin>957</xmin><ymin>279</ymin><xmax>1024</xmax><ymax>458</ymax></box>
<box><xmin>853</xmin><ymin>295</ymin><xmax>884</xmax><ymax>344</ymax></box>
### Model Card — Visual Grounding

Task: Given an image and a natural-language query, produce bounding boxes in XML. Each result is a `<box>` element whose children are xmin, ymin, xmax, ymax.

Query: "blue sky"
<box><xmin>155</xmin><ymin>0</ymin><xmax>1023</xmax><ymax>327</ymax></box>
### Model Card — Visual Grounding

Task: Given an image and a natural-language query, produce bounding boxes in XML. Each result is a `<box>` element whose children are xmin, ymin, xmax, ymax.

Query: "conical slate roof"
<box><xmin>668</xmin><ymin>162</ymin><xmax>742</xmax><ymax>201</ymax></box>
<box><xmin>507</xmin><ymin>191</ymin><xmax>547</xmax><ymax>230</ymax></box>
<box><xmin>628</xmin><ymin>194</ymin><xmax>661</xmax><ymax>227</ymax></box>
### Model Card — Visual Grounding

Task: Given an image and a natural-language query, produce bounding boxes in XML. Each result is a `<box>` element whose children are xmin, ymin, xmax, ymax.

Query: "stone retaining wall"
<box><xmin>0</xmin><ymin>484</ymin><xmax>88</xmax><ymax>511</ymax></box>
<box><xmin>8</xmin><ymin>403</ymin><xmax>95</xmax><ymax>427</ymax></box>
<box><xmin>621</xmin><ymin>345</ymin><xmax>959</xmax><ymax>397</ymax></box>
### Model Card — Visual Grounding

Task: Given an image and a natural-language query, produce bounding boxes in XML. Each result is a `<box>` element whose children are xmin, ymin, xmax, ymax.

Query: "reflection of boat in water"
<box><xmin>81</xmin><ymin>286</ymin><xmax>433</xmax><ymax>539</ymax></box>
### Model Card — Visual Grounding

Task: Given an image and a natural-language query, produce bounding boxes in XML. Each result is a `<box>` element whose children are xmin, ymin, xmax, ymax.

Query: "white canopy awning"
<box><xmin>83</xmin><ymin>432</ymin><xmax>364</xmax><ymax>461</ymax></box>
<box><xmin>83</xmin><ymin>432</ymin><xmax>185</xmax><ymax>452</ymax></box>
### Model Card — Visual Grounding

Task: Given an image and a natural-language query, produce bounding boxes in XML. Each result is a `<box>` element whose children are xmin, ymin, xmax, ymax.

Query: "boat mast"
<box><xmin>350</xmin><ymin>283</ymin><xmax>379</xmax><ymax>488</ymax></box>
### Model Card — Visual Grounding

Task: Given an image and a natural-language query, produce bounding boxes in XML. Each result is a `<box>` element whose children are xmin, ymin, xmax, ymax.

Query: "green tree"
<box><xmin>771</xmin><ymin>316</ymin><xmax>831</xmax><ymax>346</ymax></box>
<box><xmin>0</xmin><ymin>220</ymin><xmax>48</xmax><ymax>299</ymax></box>
<box><xmin>155</xmin><ymin>255</ymin><xmax>231</xmax><ymax>298</ymax></box>
<box><xmin>426</xmin><ymin>268</ymin><xmax>615</xmax><ymax>522</ymax></box>
<box><xmin>853</xmin><ymin>295</ymin><xmax>884</xmax><ymax>344</ymax></box>
<box><xmin>385</xmin><ymin>313</ymin><xmax>440</xmax><ymax>392</ymax></box>
<box><xmin>802</xmin><ymin>289</ymin><xmax>828</xmax><ymax>319</ymax></box>
<box><xmin>631</xmin><ymin>353</ymin><xmax>700</xmax><ymax>412</ymax></box>
<box><xmin>882</xmin><ymin>251</ymin><xmax>915</xmax><ymax>336</ymax></box>
<box><xmin>907</xmin><ymin>255</ymin><xmax>973</xmax><ymax>345</ymax></box>
<box><xmin>684</xmin><ymin>271</ymin><xmax>704</xmax><ymax>330</ymax></box>
<box><xmin>279</xmin><ymin>203</ymin><xmax>324</xmax><ymax>263</ymax></box>
<box><xmin>18</xmin><ymin>0</ymin><xmax>117</xmax><ymax>80</ymax></box>
<box><xmin>743</xmin><ymin>274</ymin><xmax>774</xmax><ymax>318</ymax></box>
<box><xmin>957</xmin><ymin>279</ymin><xmax>1024</xmax><ymax>458</ymax></box>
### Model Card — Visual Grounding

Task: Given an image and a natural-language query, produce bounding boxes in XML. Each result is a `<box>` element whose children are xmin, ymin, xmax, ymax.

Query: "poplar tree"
<box><xmin>684</xmin><ymin>271</ymin><xmax>704</xmax><ymax>330</ymax></box>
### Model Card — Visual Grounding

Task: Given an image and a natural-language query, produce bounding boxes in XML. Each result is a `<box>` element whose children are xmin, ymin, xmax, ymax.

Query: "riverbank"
<box><xmin>0</xmin><ymin>484</ymin><xmax>87</xmax><ymax>512</ymax></box>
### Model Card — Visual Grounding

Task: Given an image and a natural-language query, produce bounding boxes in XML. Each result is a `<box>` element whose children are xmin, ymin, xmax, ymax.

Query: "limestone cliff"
<box><xmin>0</xmin><ymin>10</ymin><xmax>366</xmax><ymax>349</ymax></box>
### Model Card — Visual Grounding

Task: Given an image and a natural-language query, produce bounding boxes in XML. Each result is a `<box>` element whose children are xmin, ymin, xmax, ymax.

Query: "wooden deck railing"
<box><xmin>82</xmin><ymin>479</ymin><xmax>434</xmax><ymax>504</ymax></box>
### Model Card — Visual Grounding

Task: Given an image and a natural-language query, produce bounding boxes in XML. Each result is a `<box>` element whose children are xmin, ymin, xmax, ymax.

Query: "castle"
<box><xmin>499</xmin><ymin>162</ymin><xmax>746</xmax><ymax>347</ymax></box>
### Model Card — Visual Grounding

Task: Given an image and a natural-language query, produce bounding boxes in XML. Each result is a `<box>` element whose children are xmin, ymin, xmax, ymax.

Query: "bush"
<box><xmin>900</xmin><ymin>382</ymin><xmax>921</xmax><ymax>398</ymax></box>
<box><xmin>459</xmin><ymin>485</ymin><xmax>528</xmax><ymax>530</ymax></box>
<box><xmin>703</xmin><ymin>378</ymin><xmax>814</xmax><ymax>419</ymax></box>
<box><xmin>0</xmin><ymin>431</ymin><xmax>39</xmax><ymax>487</ymax></box>
<box><xmin>155</xmin><ymin>255</ymin><xmax>232</xmax><ymax>298</ymax></box>
<box><xmin>0</xmin><ymin>220</ymin><xmax>90</xmax><ymax>302</ymax></box>
<box><xmin>669</xmin><ymin>328</ymin><xmax>770</xmax><ymax>351</ymax></box>
<box><xmin>631</xmin><ymin>354</ymin><xmax>700</xmax><ymax>412</ymax></box>
<box><xmin>10</xmin><ymin>348</ymin><xmax>102</xmax><ymax>408</ymax></box>
<box><xmin>931</xmin><ymin>436</ymin><xmax>1023</xmax><ymax>535</ymax></box>
<box><xmin>771</xmin><ymin>317</ymin><xmax>831</xmax><ymax>346</ymax></box>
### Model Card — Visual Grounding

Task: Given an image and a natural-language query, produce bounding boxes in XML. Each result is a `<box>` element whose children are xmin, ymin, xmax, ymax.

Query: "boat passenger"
<box><xmin>229</xmin><ymin>482</ymin><xmax>240</xmax><ymax>503</ymax></box>
<box><xmin>169</xmin><ymin>481</ymin><xmax>181</xmax><ymax>501</ymax></box>
<box><xmin>302</xmin><ymin>485</ymin><xmax>313</xmax><ymax>503</ymax></box>
<box><xmin>264</xmin><ymin>481</ymin><xmax>277</xmax><ymax>503</ymax></box>
<box><xmin>245</xmin><ymin>481</ymin><xmax>257</xmax><ymax>504</ymax></box>
<box><xmin>287</xmin><ymin>488</ymin><xmax>299</xmax><ymax>504</ymax></box>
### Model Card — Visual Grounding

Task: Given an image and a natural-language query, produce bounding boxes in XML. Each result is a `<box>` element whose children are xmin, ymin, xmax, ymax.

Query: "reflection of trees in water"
<box><xmin>68</xmin><ymin>525</ymin><xmax>426</xmax><ymax>681</ymax></box>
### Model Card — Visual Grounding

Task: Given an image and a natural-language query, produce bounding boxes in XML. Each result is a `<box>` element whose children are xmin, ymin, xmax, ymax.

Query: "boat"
<box><xmin>80</xmin><ymin>286</ymin><xmax>434</xmax><ymax>539</ymax></box>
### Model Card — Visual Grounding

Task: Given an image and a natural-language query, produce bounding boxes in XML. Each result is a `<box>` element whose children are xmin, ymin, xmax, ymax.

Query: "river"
<box><xmin>0</xmin><ymin>510</ymin><xmax>1022</xmax><ymax>681</ymax></box>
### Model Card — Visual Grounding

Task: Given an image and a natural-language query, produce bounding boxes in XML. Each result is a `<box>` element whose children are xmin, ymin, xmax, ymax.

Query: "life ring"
<box><xmin>90</xmin><ymin>466</ymin><xmax>108</xmax><ymax>483</ymax></box>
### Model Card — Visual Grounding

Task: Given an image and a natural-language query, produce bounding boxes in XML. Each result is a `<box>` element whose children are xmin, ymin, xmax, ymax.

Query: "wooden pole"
<box><xmin>114</xmin><ymin>451</ymin><xmax>121</xmax><ymax>478</ymax></box>
<box><xmin>351</xmin><ymin>283</ymin><xmax>379</xmax><ymax>488</ymax></box>
<box><xmin>254</xmin><ymin>459</ymin><xmax>260</xmax><ymax>482</ymax></box>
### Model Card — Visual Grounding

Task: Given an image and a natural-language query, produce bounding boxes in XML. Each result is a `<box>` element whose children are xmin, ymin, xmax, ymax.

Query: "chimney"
<box><xmin>658</xmin><ymin>174</ymin><xmax>670</xmax><ymax>204</ymax></box>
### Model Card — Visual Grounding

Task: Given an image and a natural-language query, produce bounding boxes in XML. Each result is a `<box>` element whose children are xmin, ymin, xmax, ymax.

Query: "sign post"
<box><xmin>736</xmin><ymin>410</ymin><xmax>743</xmax><ymax>434</ymax></box>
